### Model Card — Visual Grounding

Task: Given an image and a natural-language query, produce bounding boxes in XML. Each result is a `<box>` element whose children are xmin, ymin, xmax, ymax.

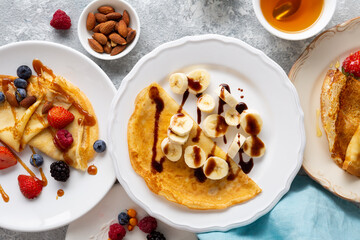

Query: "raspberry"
<box><xmin>50</xmin><ymin>9</ymin><xmax>71</xmax><ymax>30</ymax></box>
<box><xmin>138</xmin><ymin>216</ymin><xmax>157</xmax><ymax>233</ymax></box>
<box><xmin>54</xmin><ymin>129</ymin><xmax>73</xmax><ymax>151</ymax></box>
<box><xmin>342</xmin><ymin>51</ymin><xmax>360</xmax><ymax>78</ymax></box>
<box><xmin>108</xmin><ymin>223</ymin><xmax>126</xmax><ymax>240</ymax></box>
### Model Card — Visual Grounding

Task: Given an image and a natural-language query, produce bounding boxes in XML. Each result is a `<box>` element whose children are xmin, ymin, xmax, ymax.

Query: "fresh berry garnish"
<box><xmin>14</xmin><ymin>78</ymin><xmax>28</xmax><ymax>89</ymax></box>
<box><xmin>17</xmin><ymin>175</ymin><xmax>43</xmax><ymax>199</ymax></box>
<box><xmin>17</xmin><ymin>65</ymin><xmax>32</xmax><ymax>80</ymax></box>
<box><xmin>138</xmin><ymin>216</ymin><xmax>158</xmax><ymax>233</ymax></box>
<box><xmin>30</xmin><ymin>154</ymin><xmax>44</xmax><ymax>167</ymax></box>
<box><xmin>118</xmin><ymin>212</ymin><xmax>130</xmax><ymax>225</ymax></box>
<box><xmin>342</xmin><ymin>51</ymin><xmax>360</xmax><ymax>78</ymax></box>
<box><xmin>50</xmin><ymin>9</ymin><xmax>72</xmax><ymax>30</ymax></box>
<box><xmin>50</xmin><ymin>161</ymin><xmax>70</xmax><ymax>182</ymax></box>
<box><xmin>47</xmin><ymin>106</ymin><xmax>74</xmax><ymax>129</ymax></box>
<box><xmin>129</xmin><ymin>217</ymin><xmax>138</xmax><ymax>226</ymax></box>
<box><xmin>108</xmin><ymin>223</ymin><xmax>126</xmax><ymax>240</ymax></box>
<box><xmin>127</xmin><ymin>208</ymin><xmax>137</xmax><ymax>218</ymax></box>
<box><xmin>0</xmin><ymin>92</ymin><xmax>5</xmax><ymax>104</ymax></box>
<box><xmin>147</xmin><ymin>231</ymin><xmax>166</xmax><ymax>240</ymax></box>
<box><xmin>54</xmin><ymin>129</ymin><xmax>73</xmax><ymax>151</ymax></box>
<box><xmin>0</xmin><ymin>146</ymin><xmax>17</xmax><ymax>170</ymax></box>
<box><xmin>15</xmin><ymin>88</ymin><xmax>27</xmax><ymax>102</ymax></box>
<box><xmin>93</xmin><ymin>140</ymin><xmax>106</xmax><ymax>153</ymax></box>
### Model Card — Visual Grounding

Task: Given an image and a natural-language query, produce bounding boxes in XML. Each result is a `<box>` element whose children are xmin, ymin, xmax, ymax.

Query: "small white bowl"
<box><xmin>252</xmin><ymin>0</ymin><xmax>336</xmax><ymax>40</ymax></box>
<box><xmin>78</xmin><ymin>0</ymin><xmax>140</xmax><ymax>60</ymax></box>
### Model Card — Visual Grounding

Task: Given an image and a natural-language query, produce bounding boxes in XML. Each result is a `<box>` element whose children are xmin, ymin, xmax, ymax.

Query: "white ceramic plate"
<box><xmin>108</xmin><ymin>35</ymin><xmax>305</xmax><ymax>232</ymax></box>
<box><xmin>290</xmin><ymin>17</ymin><xmax>360</xmax><ymax>202</ymax></box>
<box><xmin>66</xmin><ymin>184</ymin><xmax>197</xmax><ymax>240</ymax></box>
<box><xmin>0</xmin><ymin>41</ymin><xmax>116</xmax><ymax>231</ymax></box>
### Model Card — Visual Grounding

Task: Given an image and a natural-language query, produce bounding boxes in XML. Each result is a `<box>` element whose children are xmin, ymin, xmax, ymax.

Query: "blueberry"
<box><xmin>17</xmin><ymin>65</ymin><xmax>32</xmax><ymax>80</ymax></box>
<box><xmin>0</xmin><ymin>92</ymin><xmax>4</xmax><ymax>104</ymax></box>
<box><xmin>30</xmin><ymin>154</ymin><xmax>44</xmax><ymax>167</ymax></box>
<box><xmin>93</xmin><ymin>140</ymin><xmax>106</xmax><ymax>153</ymax></box>
<box><xmin>118</xmin><ymin>212</ymin><xmax>129</xmax><ymax>225</ymax></box>
<box><xmin>14</xmin><ymin>78</ymin><xmax>28</xmax><ymax>89</ymax></box>
<box><xmin>15</xmin><ymin>88</ymin><xmax>27</xmax><ymax>102</ymax></box>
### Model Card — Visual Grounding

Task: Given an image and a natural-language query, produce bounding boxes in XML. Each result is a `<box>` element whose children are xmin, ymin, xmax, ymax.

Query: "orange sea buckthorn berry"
<box><xmin>129</xmin><ymin>217</ymin><xmax>138</xmax><ymax>226</ymax></box>
<box><xmin>127</xmin><ymin>225</ymin><xmax>134</xmax><ymax>231</ymax></box>
<box><xmin>127</xmin><ymin>208</ymin><xmax>137</xmax><ymax>218</ymax></box>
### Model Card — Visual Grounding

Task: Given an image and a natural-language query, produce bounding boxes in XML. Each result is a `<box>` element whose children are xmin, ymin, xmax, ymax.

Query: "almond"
<box><xmin>88</xmin><ymin>39</ymin><xmax>104</xmax><ymax>53</ymax></box>
<box><xmin>117</xmin><ymin>20</ymin><xmax>128</xmax><ymax>38</ymax></box>
<box><xmin>115</xmin><ymin>22</ymin><xmax>119</xmax><ymax>31</ymax></box>
<box><xmin>92</xmin><ymin>33</ymin><xmax>107</xmax><ymax>45</ymax></box>
<box><xmin>104</xmin><ymin>41</ymin><xmax>112</xmax><ymax>54</ymax></box>
<box><xmin>106</xmin><ymin>12</ymin><xmax>122</xmax><ymax>20</ymax></box>
<box><xmin>20</xmin><ymin>96</ymin><xmax>37</xmax><ymax>109</ymax></box>
<box><xmin>123</xmin><ymin>10</ymin><xmax>130</xmax><ymax>26</ymax></box>
<box><xmin>98</xmin><ymin>6</ymin><xmax>115</xmax><ymax>14</ymax></box>
<box><xmin>109</xmin><ymin>33</ymin><xmax>126</xmax><ymax>45</ymax></box>
<box><xmin>42</xmin><ymin>101</ymin><xmax>53</xmax><ymax>114</ymax></box>
<box><xmin>100</xmin><ymin>21</ymin><xmax>116</xmax><ymax>35</ymax></box>
<box><xmin>86</xmin><ymin>12</ymin><xmax>96</xmax><ymax>30</ymax></box>
<box><xmin>5</xmin><ymin>91</ymin><xmax>19</xmax><ymax>107</ymax></box>
<box><xmin>93</xmin><ymin>23</ymin><xmax>102</xmax><ymax>33</ymax></box>
<box><xmin>110</xmin><ymin>40</ymin><xmax>117</xmax><ymax>47</ymax></box>
<box><xmin>110</xmin><ymin>45</ymin><xmax>126</xmax><ymax>56</ymax></box>
<box><xmin>95</xmin><ymin>13</ymin><xmax>107</xmax><ymax>23</ymax></box>
<box><xmin>126</xmin><ymin>29</ymin><xmax>136</xmax><ymax>44</ymax></box>
<box><xmin>127</xmin><ymin>27</ymin><xmax>132</xmax><ymax>32</ymax></box>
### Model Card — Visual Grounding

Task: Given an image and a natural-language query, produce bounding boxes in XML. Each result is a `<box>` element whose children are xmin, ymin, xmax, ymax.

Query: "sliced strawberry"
<box><xmin>47</xmin><ymin>106</ymin><xmax>74</xmax><ymax>129</ymax></box>
<box><xmin>18</xmin><ymin>175</ymin><xmax>43</xmax><ymax>199</ymax></box>
<box><xmin>342</xmin><ymin>51</ymin><xmax>360</xmax><ymax>78</ymax></box>
<box><xmin>0</xmin><ymin>146</ymin><xmax>17</xmax><ymax>170</ymax></box>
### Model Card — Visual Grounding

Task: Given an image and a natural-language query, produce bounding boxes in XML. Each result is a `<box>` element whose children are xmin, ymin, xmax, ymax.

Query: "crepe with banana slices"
<box><xmin>128</xmin><ymin>83</ymin><xmax>261</xmax><ymax>209</ymax></box>
<box><xmin>0</xmin><ymin>60</ymin><xmax>98</xmax><ymax>170</ymax></box>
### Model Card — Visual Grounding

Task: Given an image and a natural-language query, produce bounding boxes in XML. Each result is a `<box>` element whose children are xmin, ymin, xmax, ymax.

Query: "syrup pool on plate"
<box><xmin>260</xmin><ymin>0</ymin><xmax>324</xmax><ymax>33</ymax></box>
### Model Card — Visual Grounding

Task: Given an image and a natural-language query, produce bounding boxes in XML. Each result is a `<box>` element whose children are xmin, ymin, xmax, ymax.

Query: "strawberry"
<box><xmin>342</xmin><ymin>51</ymin><xmax>360</xmax><ymax>78</ymax></box>
<box><xmin>18</xmin><ymin>175</ymin><xmax>43</xmax><ymax>199</ymax></box>
<box><xmin>0</xmin><ymin>146</ymin><xmax>17</xmax><ymax>170</ymax></box>
<box><xmin>47</xmin><ymin>106</ymin><xmax>74</xmax><ymax>129</ymax></box>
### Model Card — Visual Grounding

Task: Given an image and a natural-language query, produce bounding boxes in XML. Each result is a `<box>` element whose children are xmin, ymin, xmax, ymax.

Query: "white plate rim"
<box><xmin>108</xmin><ymin>34</ymin><xmax>305</xmax><ymax>232</ymax></box>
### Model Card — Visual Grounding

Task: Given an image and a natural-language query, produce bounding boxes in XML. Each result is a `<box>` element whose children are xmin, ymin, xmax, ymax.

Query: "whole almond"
<box><xmin>100</xmin><ymin>21</ymin><xmax>116</xmax><ymax>35</ymax></box>
<box><xmin>117</xmin><ymin>20</ymin><xmax>128</xmax><ymax>38</ymax></box>
<box><xmin>127</xmin><ymin>27</ymin><xmax>132</xmax><ymax>32</ymax></box>
<box><xmin>109</xmin><ymin>33</ymin><xmax>126</xmax><ymax>45</ymax></box>
<box><xmin>123</xmin><ymin>10</ymin><xmax>130</xmax><ymax>26</ymax></box>
<box><xmin>95</xmin><ymin>13</ymin><xmax>107</xmax><ymax>23</ymax></box>
<box><xmin>5</xmin><ymin>91</ymin><xmax>19</xmax><ymax>107</ymax></box>
<box><xmin>20</xmin><ymin>96</ymin><xmax>37</xmax><ymax>109</ymax></box>
<box><xmin>126</xmin><ymin>29</ymin><xmax>136</xmax><ymax>44</ymax></box>
<box><xmin>86</xmin><ymin>12</ymin><xmax>96</xmax><ymax>30</ymax></box>
<box><xmin>104</xmin><ymin>41</ymin><xmax>112</xmax><ymax>54</ymax></box>
<box><xmin>93</xmin><ymin>23</ymin><xmax>102</xmax><ymax>33</ymax></box>
<box><xmin>106</xmin><ymin>12</ymin><xmax>122</xmax><ymax>20</ymax></box>
<box><xmin>88</xmin><ymin>39</ymin><xmax>104</xmax><ymax>53</ymax></box>
<box><xmin>92</xmin><ymin>33</ymin><xmax>107</xmax><ymax>45</ymax></box>
<box><xmin>110</xmin><ymin>45</ymin><xmax>126</xmax><ymax>56</ymax></box>
<box><xmin>98</xmin><ymin>6</ymin><xmax>115</xmax><ymax>14</ymax></box>
<box><xmin>42</xmin><ymin>101</ymin><xmax>53</xmax><ymax>114</ymax></box>
<box><xmin>115</xmin><ymin>22</ymin><xmax>119</xmax><ymax>31</ymax></box>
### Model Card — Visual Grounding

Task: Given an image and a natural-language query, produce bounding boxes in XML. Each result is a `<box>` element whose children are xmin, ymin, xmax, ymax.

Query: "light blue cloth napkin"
<box><xmin>198</xmin><ymin>175</ymin><xmax>360</xmax><ymax>240</ymax></box>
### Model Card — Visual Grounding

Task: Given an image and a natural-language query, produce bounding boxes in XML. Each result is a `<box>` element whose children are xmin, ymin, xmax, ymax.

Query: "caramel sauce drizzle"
<box><xmin>87</xmin><ymin>165</ymin><xmax>98</xmax><ymax>175</ymax></box>
<box><xmin>56</xmin><ymin>189</ymin><xmax>64</xmax><ymax>200</ymax></box>
<box><xmin>0</xmin><ymin>184</ymin><xmax>9</xmax><ymax>203</ymax></box>
<box><xmin>33</xmin><ymin>59</ymin><xmax>56</xmax><ymax>78</ymax></box>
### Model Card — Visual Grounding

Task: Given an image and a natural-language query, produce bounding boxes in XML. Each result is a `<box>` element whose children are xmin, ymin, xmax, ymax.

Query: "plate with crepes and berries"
<box><xmin>290</xmin><ymin>16</ymin><xmax>360</xmax><ymax>202</ymax></box>
<box><xmin>0</xmin><ymin>41</ymin><xmax>116</xmax><ymax>231</ymax></box>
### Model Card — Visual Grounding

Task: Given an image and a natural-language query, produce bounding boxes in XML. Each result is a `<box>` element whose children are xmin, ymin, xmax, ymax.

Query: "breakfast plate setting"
<box><xmin>1</xmin><ymin>0</ymin><xmax>360</xmax><ymax>239</ymax></box>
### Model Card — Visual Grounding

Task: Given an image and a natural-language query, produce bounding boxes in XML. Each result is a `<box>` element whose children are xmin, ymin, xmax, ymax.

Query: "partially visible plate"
<box><xmin>108</xmin><ymin>35</ymin><xmax>305</xmax><ymax>232</ymax></box>
<box><xmin>66</xmin><ymin>184</ymin><xmax>197</xmax><ymax>240</ymax></box>
<box><xmin>0</xmin><ymin>41</ymin><xmax>116</xmax><ymax>231</ymax></box>
<box><xmin>290</xmin><ymin>17</ymin><xmax>360</xmax><ymax>202</ymax></box>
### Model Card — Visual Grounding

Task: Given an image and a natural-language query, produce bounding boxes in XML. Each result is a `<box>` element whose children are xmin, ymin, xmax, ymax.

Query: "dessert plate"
<box><xmin>66</xmin><ymin>184</ymin><xmax>197</xmax><ymax>240</ymax></box>
<box><xmin>0</xmin><ymin>41</ymin><xmax>116</xmax><ymax>231</ymax></box>
<box><xmin>290</xmin><ymin>17</ymin><xmax>360</xmax><ymax>202</ymax></box>
<box><xmin>108</xmin><ymin>34</ymin><xmax>305</xmax><ymax>232</ymax></box>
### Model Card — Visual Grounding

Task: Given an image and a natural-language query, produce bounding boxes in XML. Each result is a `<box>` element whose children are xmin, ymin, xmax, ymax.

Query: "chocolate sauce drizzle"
<box><xmin>218</xmin><ymin>84</ymin><xmax>230</xmax><ymax>115</ymax></box>
<box><xmin>177</xmin><ymin>89</ymin><xmax>189</xmax><ymax>113</ymax></box>
<box><xmin>196</xmin><ymin>93</ymin><xmax>202</xmax><ymax>124</ymax></box>
<box><xmin>192</xmin><ymin>127</ymin><xmax>202</xmax><ymax>143</ymax></box>
<box><xmin>238</xmin><ymin>149</ymin><xmax>254</xmax><ymax>174</ymax></box>
<box><xmin>194</xmin><ymin>168</ymin><xmax>207</xmax><ymax>183</ymax></box>
<box><xmin>235</xmin><ymin>102</ymin><xmax>248</xmax><ymax>114</ymax></box>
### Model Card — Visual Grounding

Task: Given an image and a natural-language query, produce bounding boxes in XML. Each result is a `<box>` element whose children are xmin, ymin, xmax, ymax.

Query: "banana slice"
<box><xmin>202</xmin><ymin>114</ymin><xmax>228</xmax><ymax>138</ymax></box>
<box><xmin>167</xmin><ymin>128</ymin><xmax>189</xmax><ymax>145</ymax></box>
<box><xmin>169</xmin><ymin>113</ymin><xmax>194</xmax><ymax>136</ymax></box>
<box><xmin>186</xmin><ymin>69</ymin><xmax>210</xmax><ymax>94</ymax></box>
<box><xmin>243</xmin><ymin>135</ymin><xmax>266</xmax><ymax>158</ymax></box>
<box><xmin>161</xmin><ymin>137</ymin><xmax>182</xmax><ymax>162</ymax></box>
<box><xmin>169</xmin><ymin>73</ymin><xmax>188</xmax><ymax>94</ymax></box>
<box><xmin>215</xmin><ymin>85</ymin><xmax>238</xmax><ymax>108</ymax></box>
<box><xmin>224</xmin><ymin>108</ymin><xmax>241</xmax><ymax>126</ymax></box>
<box><xmin>240</xmin><ymin>109</ymin><xmax>263</xmax><ymax>135</ymax></box>
<box><xmin>197</xmin><ymin>93</ymin><xmax>215</xmax><ymax>113</ymax></box>
<box><xmin>203</xmin><ymin>157</ymin><xmax>229</xmax><ymax>180</ymax></box>
<box><xmin>184</xmin><ymin>145</ymin><xmax>206</xmax><ymax>168</ymax></box>
<box><xmin>227</xmin><ymin>133</ymin><xmax>246</xmax><ymax>159</ymax></box>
